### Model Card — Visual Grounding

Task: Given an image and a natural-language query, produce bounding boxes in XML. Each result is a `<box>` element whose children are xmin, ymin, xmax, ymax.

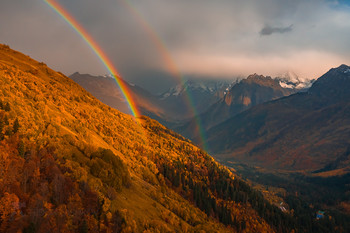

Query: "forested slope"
<box><xmin>0</xmin><ymin>44</ymin><xmax>302</xmax><ymax>232</ymax></box>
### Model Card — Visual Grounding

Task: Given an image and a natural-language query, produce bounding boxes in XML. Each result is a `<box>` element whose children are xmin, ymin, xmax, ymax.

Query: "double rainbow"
<box><xmin>43</xmin><ymin>0</ymin><xmax>209</xmax><ymax>151</ymax></box>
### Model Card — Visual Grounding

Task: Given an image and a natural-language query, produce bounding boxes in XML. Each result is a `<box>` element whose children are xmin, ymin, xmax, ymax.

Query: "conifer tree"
<box><xmin>0</xmin><ymin>120</ymin><xmax>3</xmax><ymax>140</ymax></box>
<box><xmin>13</xmin><ymin>118</ymin><xmax>20</xmax><ymax>133</ymax></box>
<box><xmin>4</xmin><ymin>102</ymin><xmax>10</xmax><ymax>112</ymax></box>
<box><xmin>18</xmin><ymin>141</ymin><xmax>25</xmax><ymax>158</ymax></box>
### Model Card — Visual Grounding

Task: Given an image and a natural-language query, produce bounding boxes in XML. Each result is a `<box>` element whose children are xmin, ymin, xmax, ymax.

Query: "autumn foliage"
<box><xmin>0</xmin><ymin>44</ymin><xmax>298</xmax><ymax>232</ymax></box>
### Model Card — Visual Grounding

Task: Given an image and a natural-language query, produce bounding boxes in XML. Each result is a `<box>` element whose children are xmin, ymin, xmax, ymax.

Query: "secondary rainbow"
<box><xmin>121</xmin><ymin>0</ymin><xmax>209</xmax><ymax>151</ymax></box>
<box><xmin>43</xmin><ymin>0</ymin><xmax>141</xmax><ymax>118</ymax></box>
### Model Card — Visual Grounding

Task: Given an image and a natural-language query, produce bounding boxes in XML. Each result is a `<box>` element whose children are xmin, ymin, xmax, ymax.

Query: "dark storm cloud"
<box><xmin>260</xmin><ymin>24</ymin><xmax>293</xmax><ymax>36</ymax></box>
<box><xmin>1</xmin><ymin>0</ymin><xmax>350</xmax><ymax>91</ymax></box>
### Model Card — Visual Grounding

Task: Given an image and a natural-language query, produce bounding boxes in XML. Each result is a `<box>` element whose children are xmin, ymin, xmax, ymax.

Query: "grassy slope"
<box><xmin>0</xmin><ymin>44</ymin><xmax>277</xmax><ymax>232</ymax></box>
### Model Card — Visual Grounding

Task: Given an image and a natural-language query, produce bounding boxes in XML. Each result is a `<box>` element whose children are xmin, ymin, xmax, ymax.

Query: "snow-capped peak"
<box><xmin>276</xmin><ymin>71</ymin><xmax>314</xmax><ymax>90</ymax></box>
<box><xmin>160</xmin><ymin>79</ymin><xmax>231</xmax><ymax>99</ymax></box>
<box><xmin>103</xmin><ymin>74</ymin><xmax>115</xmax><ymax>79</ymax></box>
<box><xmin>279</xmin><ymin>81</ymin><xmax>295</xmax><ymax>89</ymax></box>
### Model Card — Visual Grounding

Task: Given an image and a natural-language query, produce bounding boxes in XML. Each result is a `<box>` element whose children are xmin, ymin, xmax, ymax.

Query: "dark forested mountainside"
<box><xmin>207</xmin><ymin>65</ymin><xmax>350</xmax><ymax>173</ymax></box>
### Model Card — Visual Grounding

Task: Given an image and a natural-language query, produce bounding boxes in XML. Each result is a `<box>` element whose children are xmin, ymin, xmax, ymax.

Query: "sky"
<box><xmin>1</xmin><ymin>0</ymin><xmax>350</xmax><ymax>93</ymax></box>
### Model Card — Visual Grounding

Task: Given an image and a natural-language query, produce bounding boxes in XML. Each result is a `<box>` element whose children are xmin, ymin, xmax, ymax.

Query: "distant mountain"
<box><xmin>70</xmin><ymin>72</ymin><xmax>164</xmax><ymax>115</ymax></box>
<box><xmin>70</xmin><ymin>73</ymin><xmax>231</xmax><ymax>127</ymax></box>
<box><xmin>178</xmin><ymin>74</ymin><xmax>299</xmax><ymax>140</ymax></box>
<box><xmin>206</xmin><ymin>64</ymin><xmax>350</xmax><ymax>173</ymax></box>
<box><xmin>158</xmin><ymin>79</ymin><xmax>231</xmax><ymax>118</ymax></box>
<box><xmin>276</xmin><ymin>71</ymin><xmax>315</xmax><ymax>90</ymax></box>
<box><xmin>69</xmin><ymin>72</ymin><xmax>183</xmax><ymax>127</ymax></box>
<box><xmin>70</xmin><ymin>72</ymin><xmax>134</xmax><ymax>114</ymax></box>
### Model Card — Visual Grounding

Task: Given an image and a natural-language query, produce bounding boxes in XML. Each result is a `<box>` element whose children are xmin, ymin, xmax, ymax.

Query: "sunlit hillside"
<box><xmin>0</xmin><ymin>44</ymin><xmax>296</xmax><ymax>232</ymax></box>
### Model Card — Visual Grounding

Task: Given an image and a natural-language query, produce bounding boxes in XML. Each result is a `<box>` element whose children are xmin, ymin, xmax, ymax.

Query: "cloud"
<box><xmin>260</xmin><ymin>24</ymin><xmax>293</xmax><ymax>36</ymax></box>
<box><xmin>0</xmin><ymin>0</ymin><xmax>350</xmax><ymax>92</ymax></box>
<box><xmin>175</xmin><ymin>50</ymin><xmax>345</xmax><ymax>80</ymax></box>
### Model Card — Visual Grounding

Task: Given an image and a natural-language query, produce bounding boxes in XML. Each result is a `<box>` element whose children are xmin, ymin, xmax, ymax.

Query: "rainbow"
<box><xmin>121</xmin><ymin>0</ymin><xmax>209</xmax><ymax>151</ymax></box>
<box><xmin>43</xmin><ymin>0</ymin><xmax>141</xmax><ymax>118</ymax></box>
<box><xmin>43</xmin><ymin>0</ymin><xmax>209</xmax><ymax>151</ymax></box>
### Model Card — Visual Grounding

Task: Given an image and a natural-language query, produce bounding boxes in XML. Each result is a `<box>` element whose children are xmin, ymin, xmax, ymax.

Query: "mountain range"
<box><xmin>178</xmin><ymin>74</ymin><xmax>301</xmax><ymax>141</ymax></box>
<box><xmin>70</xmin><ymin>72</ymin><xmax>312</xmax><ymax>136</ymax></box>
<box><xmin>70</xmin><ymin>73</ymin><xmax>231</xmax><ymax>127</ymax></box>
<box><xmin>206</xmin><ymin>64</ymin><xmax>350</xmax><ymax>173</ymax></box>
<box><xmin>159</xmin><ymin>79</ymin><xmax>231</xmax><ymax>117</ymax></box>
